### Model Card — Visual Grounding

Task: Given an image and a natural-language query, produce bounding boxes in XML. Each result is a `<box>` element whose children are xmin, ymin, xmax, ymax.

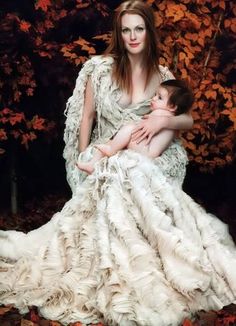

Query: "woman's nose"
<box><xmin>130</xmin><ymin>30</ymin><xmax>136</xmax><ymax>40</ymax></box>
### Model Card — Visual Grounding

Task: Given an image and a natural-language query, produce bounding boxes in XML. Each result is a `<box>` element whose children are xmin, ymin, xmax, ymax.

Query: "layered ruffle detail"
<box><xmin>1</xmin><ymin>150</ymin><xmax>236</xmax><ymax>325</ymax></box>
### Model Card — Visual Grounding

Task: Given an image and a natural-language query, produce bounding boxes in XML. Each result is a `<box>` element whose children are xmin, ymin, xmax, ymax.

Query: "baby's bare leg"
<box><xmin>127</xmin><ymin>139</ymin><xmax>149</xmax><ymax>156</ymax></box>
<box><xmin>96</xmin><ymin>123</ymin><xmax>136</xmax><ymax>156</ymax></box>
<box><xmin>127</xmin><ymin>129</ymin><xmax>174</xmax><ymax>158</ymax></box>
<box><xmin>147</xmin><ymin>129</ymin><xmax>175</xmax><ymax>158</ymax></box>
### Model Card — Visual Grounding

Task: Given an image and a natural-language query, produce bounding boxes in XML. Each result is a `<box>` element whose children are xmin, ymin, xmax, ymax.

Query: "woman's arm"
<box><xmin>131</xmin><ymin>113</ymin><xmax>193</xmax><ymax>145</ymax></box>
<box><xmin>79</xmin><ymin>77</ymin><xmax>96</xmax><ymax>152</ymax></box>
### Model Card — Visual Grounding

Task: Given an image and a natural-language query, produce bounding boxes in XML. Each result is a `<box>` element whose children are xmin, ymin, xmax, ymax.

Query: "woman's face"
<box><xmin>121</xmin><ymin>14</ymin><xmax>146</xmax><ymax>55</ymax></box>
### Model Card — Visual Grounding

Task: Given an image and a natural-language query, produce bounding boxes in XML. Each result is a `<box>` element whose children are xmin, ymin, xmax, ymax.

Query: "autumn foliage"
<box><xmin>0</xmin><ymin>0</ymin><xmax>235</xmax><ymax>171</ymax></box>
<box><xmin>0</xmin><ymin>303</ymin><xmax>236</xmax><ymax>325</ymax></box>
<box><xmin>149</xmin><ymin>0</ymin><xmax>236</xmax><ymax>171</ymax></box>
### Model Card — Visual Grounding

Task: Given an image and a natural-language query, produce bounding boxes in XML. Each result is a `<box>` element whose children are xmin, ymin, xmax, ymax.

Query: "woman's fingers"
<box><xmin>132</xmin><ymin>122</ymin><xmax>145</xmax><ymax>134</ymax></box>
<box><xmin>133</xmin><ymin>130</ymin><xmax>149</xmax><ymax>143</ymax></box>
<box><xmin>145</xmin><ymin>132</ymin><xmax>153</xmax><ymax>145</ymax></box>
<box><xmin>131</xmin><ymin>128</ymin><xmax>146</xmax><ymax>141</ymax></box>
<box><xmin>136</xmin><ymin>132</ymin><xmax>148</xmax><ymax>143</ymax></box>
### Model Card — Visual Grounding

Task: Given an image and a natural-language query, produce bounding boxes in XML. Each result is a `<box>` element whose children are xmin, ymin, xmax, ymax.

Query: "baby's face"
<box><xmin>151</xmin><ymin>86</ymin><xmax>170</xmax><ymax>111</ymax></box>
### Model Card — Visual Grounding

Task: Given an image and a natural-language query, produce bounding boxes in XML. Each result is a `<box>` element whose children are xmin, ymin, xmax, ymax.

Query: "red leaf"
<box><xmin>9</xmin><ymin>112</ymin><xmax>25</xmax><ymax>126</ymax></box>
<box><xmin>0</xmin><ymin>129</ymin><xmax>7</xmax><ymax>140</ymax></box>
<box><xmin>182</xmin><ymin>319</ymin><xmax>193</xmax><ymax>326</ymax></box>
<box><xmin>32</xmin><ymin>116</ymin><xmax>45</xmax><ymax>130</ymax></box>
<box><xmin>19</xmin><ymin>20</ymin><xmax>31</xmax><ymax>32</ymax></box>
<box><xmin>1</xmin><ymin>108</ymin><xmax>12</xmax><ymax>115</ymax></box>
<box><xmin>30</xmin><ymin>309</ymin><xmax>40</xmax><ymax>322</ymax></box>
<box><xmin>35</xmin><ymin>0</ymin><xmax>51</xmax><ymax>12</ymax></box>
<box><xmin>0</xmin><ymin>305</ymin><xmax>13</xmax><ymax>315</ymax></box>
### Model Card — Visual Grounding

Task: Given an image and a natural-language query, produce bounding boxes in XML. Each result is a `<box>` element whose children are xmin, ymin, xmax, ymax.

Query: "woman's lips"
<box><xmin>129</xmin><ymin>43</ymin><xmax>140</xmax><ymax>48</ymax></box>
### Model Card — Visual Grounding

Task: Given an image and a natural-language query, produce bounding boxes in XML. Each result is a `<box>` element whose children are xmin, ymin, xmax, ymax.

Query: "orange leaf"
<box><xmin>38</xmin><ymin>51</ymin><xmax>52</xmax><ymax>58</ymax></box>
<box><xmin>1</xmin><ymin>108</ymin><xmax>12</xmax><ymax>115</ymax></box>
<box><xmin>93</xmin><ymin>33</ymin><xmax>111</xmax><ymax>43</ymax></box>
<box><xmin>9</xmin><ymin>112</ymin><xmax>25</xmax><ymax>125</ymax></box>
<box><xmin>35</xmin><ymin>0</ymin><xmax>51</xmax><ymax>11</ymax></box>
<box><xmin>231</xmin><ymin>21</ymin><xmax>236</xmax><ymax>33</ymax></box>
<box><xmin>201</xmin><ymin>6</ymin><xmax>210</xmax><ymax>13</ymax></box>
<box><xmin>75</xmin><ymin>57</ymin><xmax>87</xmax><ymax>65</ymax></box>
<box><xmin>179</xmin><ymin>52</ymin><xmax>186</xmax><ymax>61</ymax></box>
<box><xmin>197</xmin><ymin>37</ymin><xmax>204</xmax><ymax>47</ymax></box>
<box><xmin>203</xmin><ymin>17</ymin><xmax>210</xmax><ymax>27</ymax></box>
<box><xmin>185</xmin><ymin>33</ymin><xmax>198</xmax><ymax>42</ymax></box>
<box><xmin>0</xmin><ymin>305</ymin><xmax>13</xmax><ymax>315</ymax></box>
<box><xmin>74</xmin><ymin>37</ymin><xmax>96</xmax><ymax>54</ymax></box>
<box><xmin>225</xmin><ymin>100</ymin><xmax>233</xmax><ymax>108</ymax></box>
<box><xmin>21</xmin><ymin>133</ymin><xmax>36</xmax><ymax>148</ymax></box>
<box><xmin>219</xmin><ymin>1</ymin><xmax>226</xmax><ymax>10</ymax></box>
<box><xmin>0</xmin><ymin>129</ymin><xmax>7</xmax><ymax>140</ymax></box>
<box><xmin>185</xmin><ymin>141</ymin><xmax>196</xmax><ymax>150</ymax></box>
<box><xmin>205</xmin><ymin>90</ymin><xmax>217</xmax><ymax>100</ymax></box>
<box><xmin>32</xmin><ymin>116</ymin><xmax>45</xmax><ymax>130</ymax></box>
<box><xmin>186</xmin><ymin>132</ymin><xmax>195</xmax><ymax>140</ymax></box>
<box><xmin>19</xmin><ymin>20</ymin><xmax>31</xmax><ymax>32</ymax></box>
<box><xmin>50</xmin><ymin>321</ymin><xmax>62</xmax><ymax>326</ymax></box>
<box><xmin>76</xmin><ymin>1</ymin><xmax>90</xmax><ymax>9</ymax></box>
<box><xmin>224</xmin><ymin>19</ymin><xmax>231</xmax><ymax>28</ymax></box>
<box><xmin>30</xmin><ymin>309</ymin><xmax>39</xmax><ymax>322</ymax></box>
<box><xmin>182</xmin><ymin>318</ymin><xmax>193</xmax><ymax>326</ymax></box>
<box><xmin>180</xmin><ymin>68</ymin><xmax>188</xmax><ymax>78</ymax></box>
<box><xmin>20</xmin><ymin>319</ymin><xmax>34</xmax><ymax>326</ymax></box>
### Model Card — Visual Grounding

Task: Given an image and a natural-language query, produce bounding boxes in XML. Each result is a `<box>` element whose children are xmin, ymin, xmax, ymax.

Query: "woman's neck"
<box><xmin>128</xmin><ymin>53</ymin><xmax>145</xmax><ymax>71</ymax></box>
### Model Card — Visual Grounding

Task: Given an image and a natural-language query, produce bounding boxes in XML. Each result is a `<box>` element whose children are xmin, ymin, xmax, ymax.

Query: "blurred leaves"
<box><xmin>0</xmin><ymin>0</ymin><xmax>235</xmax><ymax>172</ymax></box>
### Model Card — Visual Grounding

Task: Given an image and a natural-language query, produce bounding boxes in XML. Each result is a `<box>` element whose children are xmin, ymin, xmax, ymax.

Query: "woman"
<box><xmin>0</xmin><ymin>1</ymin><xmax>236</xmax><ymax>326</ymax></box>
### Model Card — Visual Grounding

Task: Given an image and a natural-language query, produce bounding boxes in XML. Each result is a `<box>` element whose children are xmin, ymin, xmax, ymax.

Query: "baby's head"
<box><xmin>159</xmin><ymin>79</ymin><xmax>194</xmax><ymax>115</ymax></box>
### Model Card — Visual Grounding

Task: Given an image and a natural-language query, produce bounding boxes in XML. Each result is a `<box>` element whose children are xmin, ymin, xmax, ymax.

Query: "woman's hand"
<box><xmin>131</xmin><ymin>114</ymin><xmax>169</xmax><ymax>145</ymax></box>
<box><xmin>131</xmin><ymin>113</ymin><xmax>193</xmax><ymax>145</ymax></box>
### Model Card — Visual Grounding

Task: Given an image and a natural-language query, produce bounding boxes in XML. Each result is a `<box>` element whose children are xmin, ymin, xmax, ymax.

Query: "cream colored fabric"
<box><xmin>0</xmin><ymin>56</ymin><xmax>236</xmax><ymax>326</ymax></box>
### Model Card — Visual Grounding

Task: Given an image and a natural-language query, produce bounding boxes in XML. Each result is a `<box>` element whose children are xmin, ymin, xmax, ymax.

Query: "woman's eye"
<box><xmin>136</xmin><ymin>26</ymin><xmax>145</xmax><ymax>32</ymax></box>
<box><xmin>122</xmin><ymin>28</ymin><xmax>129</xmax><ymax>34</ymax></box>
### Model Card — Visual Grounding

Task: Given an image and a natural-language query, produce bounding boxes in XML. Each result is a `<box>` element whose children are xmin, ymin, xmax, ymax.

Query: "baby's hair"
<box><xmin>160</xmin><ymin>79</ymin><xmax>194</xmax><ymax>115</ymax></box>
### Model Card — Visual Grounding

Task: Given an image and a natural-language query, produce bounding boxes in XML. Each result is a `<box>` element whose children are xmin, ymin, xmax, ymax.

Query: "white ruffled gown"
<box><xmin>0</xmin><ymin>56</ymin><xmax>236</xmax><ymax>326</ymax></box>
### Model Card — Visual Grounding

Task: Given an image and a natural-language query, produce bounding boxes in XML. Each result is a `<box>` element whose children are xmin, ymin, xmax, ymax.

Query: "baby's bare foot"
<box><xmin>76</xmin><ymin>162</ymin><xmax>94</xmax><ymax>174</ymax></box>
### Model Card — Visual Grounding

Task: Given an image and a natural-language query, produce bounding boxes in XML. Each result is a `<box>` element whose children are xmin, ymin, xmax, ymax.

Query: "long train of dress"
<box><xmin>0</xmin><ymin>148</ymin><xmax>236</xmax><ymax>326</ymax></box>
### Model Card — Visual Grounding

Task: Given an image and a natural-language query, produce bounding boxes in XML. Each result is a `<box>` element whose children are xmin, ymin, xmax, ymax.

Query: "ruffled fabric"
<box><xmin>1</xmin><ymin>56</ymin><xmax>236</xmax><ymax>325</ymax></box>
<box><xmin>0</xmin><ymin>150</ymin><xmax>236</xmax><ymax>326</ymax></box>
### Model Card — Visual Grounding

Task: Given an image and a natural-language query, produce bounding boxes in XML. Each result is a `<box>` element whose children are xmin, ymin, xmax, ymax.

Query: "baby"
<box><xmin>77</xmin><ymin>79</ymin><xmax>194</xmax><ymax>174</ymax></box>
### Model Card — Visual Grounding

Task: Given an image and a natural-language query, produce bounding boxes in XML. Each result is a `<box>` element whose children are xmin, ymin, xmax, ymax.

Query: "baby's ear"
<box><xmin>168</xmin><ymin>104</ymin><xmax>177</xmax><ymax>112</ymax></box>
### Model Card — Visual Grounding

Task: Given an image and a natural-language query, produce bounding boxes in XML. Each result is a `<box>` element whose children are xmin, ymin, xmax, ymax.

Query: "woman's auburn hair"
<box><xmin>104</xmin><ymin>0</ymin><xmax>160</xmax><ymax>92</ymax></box>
